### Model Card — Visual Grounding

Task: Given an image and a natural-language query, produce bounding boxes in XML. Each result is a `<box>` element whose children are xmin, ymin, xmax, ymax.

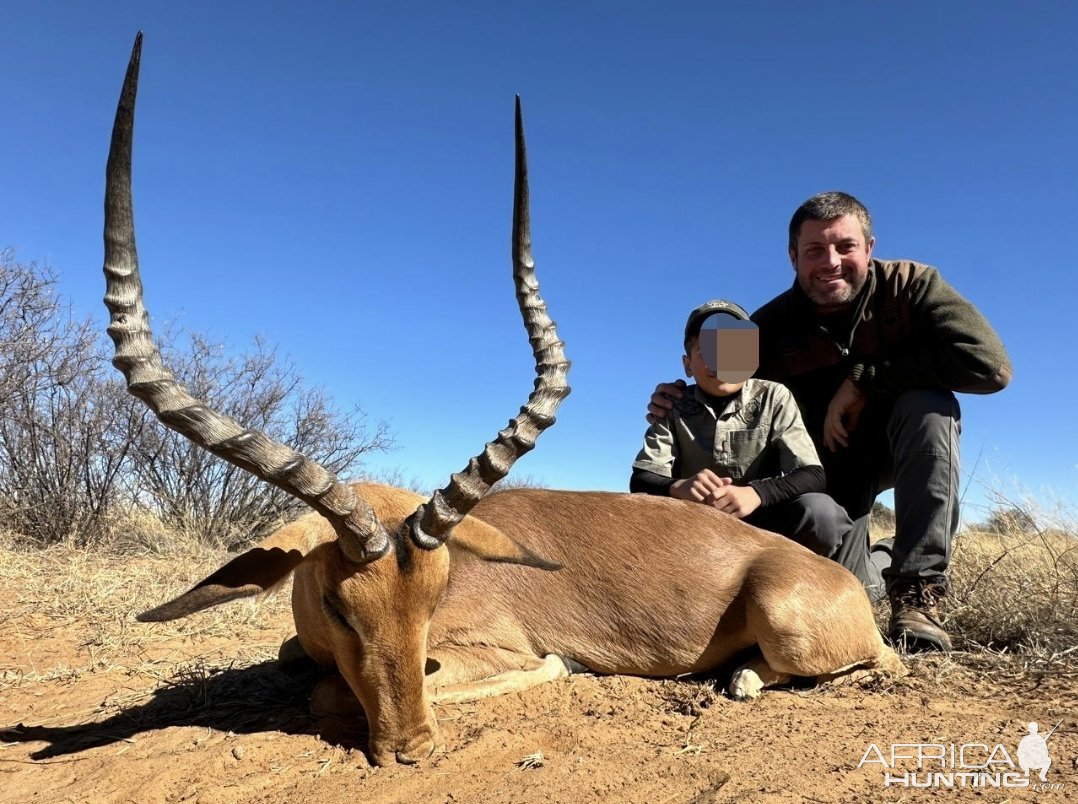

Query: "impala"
<box><xmin>103</xmin><ymin>34</ymin><xmax>903</xmax><ymax>766</ymax></box>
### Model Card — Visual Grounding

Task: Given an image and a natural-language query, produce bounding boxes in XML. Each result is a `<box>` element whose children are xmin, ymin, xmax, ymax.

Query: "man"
<box><xmin>648</xmin><ymin>192</ymin><xmax>1012</xmax><ymax>651</ymax></box>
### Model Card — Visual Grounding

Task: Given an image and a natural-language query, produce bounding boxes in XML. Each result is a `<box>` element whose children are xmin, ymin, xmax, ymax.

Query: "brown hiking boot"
<box><xmin>888</xmin><ymin>577</ymin><xmax>952</xmax><ymax>652</ymax></box>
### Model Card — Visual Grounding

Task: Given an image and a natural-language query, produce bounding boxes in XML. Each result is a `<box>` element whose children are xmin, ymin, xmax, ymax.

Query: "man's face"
<box><xmin>789</xmin><ymin>214</ymin><xmax>874</xmax><ymax>313</ymax></box>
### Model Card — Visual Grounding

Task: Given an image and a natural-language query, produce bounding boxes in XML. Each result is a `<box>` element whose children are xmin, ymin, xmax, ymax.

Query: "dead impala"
<box><xmin>103</xmin><ymin>35</ymin><xmax>904</xmax><ymax>766</ymax></box>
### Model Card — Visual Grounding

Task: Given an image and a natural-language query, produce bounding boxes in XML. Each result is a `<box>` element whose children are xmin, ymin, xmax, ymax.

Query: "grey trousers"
<box><xmin>817</xmin><ymin>389</ymin><xmax>962</xmax><ymax>591</ymax></box>
<box><xmin>746</xmin><ymin>492</ymin><xmax>886</xmax><ymax>602</ymax></box>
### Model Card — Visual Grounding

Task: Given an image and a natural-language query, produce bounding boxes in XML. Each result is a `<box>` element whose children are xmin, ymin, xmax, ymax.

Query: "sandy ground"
<box><xmin>1</xmin><ymin>548</ymin><xmax>1076</xmax><ymax>803</ymax></box>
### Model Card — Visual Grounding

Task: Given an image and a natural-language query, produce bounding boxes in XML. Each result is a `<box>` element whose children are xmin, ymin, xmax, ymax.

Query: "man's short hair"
<box><xmin>788</xmin><ymin>191</ymin><xmax>873</xmax><ymax>252</ymax></box>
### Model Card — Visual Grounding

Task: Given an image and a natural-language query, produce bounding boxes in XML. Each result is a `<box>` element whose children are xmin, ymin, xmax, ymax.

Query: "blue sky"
<box><xmin>2</xmin><ymin>2</ymin><xmax>1075</xmax><ymax>525</ymax></box>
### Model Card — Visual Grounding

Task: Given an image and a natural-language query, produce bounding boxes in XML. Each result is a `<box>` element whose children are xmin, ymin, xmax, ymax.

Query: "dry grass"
<box><xmin>0</xmin><ymin>526</ymin><xmax>293</xmax><ymax>700</ymax></box>
<box><xmin>514</xmin><ymin>751</ymin><xmax>546</xmax><ymax>770</ymax></box>
<box><xmin>947</xmin><ymin>526</ymin><xmax>1078</xmax><ymax>653</ymax></box>
<box><xmin>869</xmin><ymin>501</ymin><xmax>1078</xmax><ymax>661</ymax></box>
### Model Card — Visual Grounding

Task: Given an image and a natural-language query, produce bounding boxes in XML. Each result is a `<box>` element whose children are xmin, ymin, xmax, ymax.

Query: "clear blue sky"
<box><xmin>2</xmin><ymin>2</ymin><xmax>1075</xmax><ymax>525</ymax></box>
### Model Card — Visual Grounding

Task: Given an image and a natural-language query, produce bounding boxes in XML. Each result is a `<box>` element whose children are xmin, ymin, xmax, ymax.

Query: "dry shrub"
<box><xmin>0</xmin><ymin>251</ymin><xmax>391</xmax><ymax>551</ymax></box>
<box><xmin>946</xmin><ymin>523</ymin><xmax>1078</xmax><ymax>653</ymax></box>
<box><xmin>127</xmin><ymin>332</ymin><xmax>392</xmax><ymax>548</ymax></box>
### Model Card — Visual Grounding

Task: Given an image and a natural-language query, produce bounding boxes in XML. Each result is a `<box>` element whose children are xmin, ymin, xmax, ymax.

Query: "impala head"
<box><xmin>103</xmin><ymin>34</ymin><xmax>569</xmax><ymax>765</ymax></box>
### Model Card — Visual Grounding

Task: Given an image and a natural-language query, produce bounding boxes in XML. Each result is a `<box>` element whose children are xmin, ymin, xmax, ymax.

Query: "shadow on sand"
<box><xmin>0</xmin><ymin>659</ymin><xmax>370</xmax><ymax>761</ymax></box>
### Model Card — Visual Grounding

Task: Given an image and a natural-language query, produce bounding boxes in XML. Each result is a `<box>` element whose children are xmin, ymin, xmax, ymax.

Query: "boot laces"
<box><xmin>894</xmin><ymin>578</ymin><xmax>948</xmax><ymax>610</ymax></box>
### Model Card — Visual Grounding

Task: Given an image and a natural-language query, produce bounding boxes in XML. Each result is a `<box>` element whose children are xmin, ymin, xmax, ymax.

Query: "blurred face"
<box><xmin>683</xmin><ymin>320</ymin><xmax>758</xmax><ymax>396</ymax></box>
<box><xmin>684</xmin><ymin>342</ymin><xmax>744</xmax><ymax>396</ymax></box>
<box><xmin>789</xmin><ymin>214</ymin><xmax>874</xmax><ymax>313</ymax></box>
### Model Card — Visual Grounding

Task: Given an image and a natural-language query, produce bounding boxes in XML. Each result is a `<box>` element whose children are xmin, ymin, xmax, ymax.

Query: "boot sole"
<box><xmin>888</xmin><ymin>626</ymin><xmax>952</xmax><ymax>653</ymax></box>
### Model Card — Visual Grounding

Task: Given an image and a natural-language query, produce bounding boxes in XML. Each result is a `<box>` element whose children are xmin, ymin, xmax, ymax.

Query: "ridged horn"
<box><xmin>102</xmin><ymin>33</ymin><xmax>389</xmax><ymax>564</ymax></box>
<box><xmin>406</xmin><ymin>97</ymin><xmax>571</xmax><ymax>550</ymax></box>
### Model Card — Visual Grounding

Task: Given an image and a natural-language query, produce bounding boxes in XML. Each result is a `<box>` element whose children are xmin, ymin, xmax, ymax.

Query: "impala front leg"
<box><xmin>426</xmin><ymin>646</ymin><xmax>573</xmax><ymax>704</ymax></box>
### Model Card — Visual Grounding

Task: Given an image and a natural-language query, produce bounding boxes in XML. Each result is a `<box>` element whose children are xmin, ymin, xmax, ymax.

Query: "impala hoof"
<box><xmin>371</xmin><ymin>731</ymin><xmax>443</xmax><ymax>766</ymax></box>
<box><xmin>395</xmin><ymin>743</ymin><xmax>438</xmax><ymax>765</ymax></box>
<box><xmin>729</xmin><ymin>667</ymin><xmax>764</xmax><ymax>701</ymax></box>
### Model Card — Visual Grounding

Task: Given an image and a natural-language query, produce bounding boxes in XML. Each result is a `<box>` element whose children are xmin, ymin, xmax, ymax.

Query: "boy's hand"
<box><xmin>708</xmin><ymin>484</ymin><xmax>762</xmax><ymax>519</ymax></box>
<box><xmin>647</xmin><ymin>379</ymin><xmax>686</xmax><ymax>424</ymax></box>
<box><xmin>823</xmin><ymin>378</ymin><xmax>867</xmax><ymax>452</ymax></box>
<box><xmin>671</xmin><ymin>470</ymin><xmax>761</xmax><ymax>518</ymax></box>
<box><xmin>670</xmin><ymin>468</ymin><xmax>730</xmax><ymax>504</ymax></box>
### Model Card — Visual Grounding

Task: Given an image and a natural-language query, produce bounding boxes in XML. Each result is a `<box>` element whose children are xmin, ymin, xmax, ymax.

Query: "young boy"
<box><xmin>631</xmin><ymin>299</ymin><xmax>886</xmax><ymax>600</ymax></box>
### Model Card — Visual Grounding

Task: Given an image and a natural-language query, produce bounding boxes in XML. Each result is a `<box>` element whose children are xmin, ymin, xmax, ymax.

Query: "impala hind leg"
<box><xmin>426</xmin><ymin>647</ymin><xmax>572</xmax><ymax>704</ymax></box>
<box><xmin>743</xmin><ymin>554</ymin><xmax>891</xmax><ymax>684</ymax></box>
<box><xmin>817</xmin><ymin>645</ymin><xmax>908</xmax><ymax>687</ymax></box>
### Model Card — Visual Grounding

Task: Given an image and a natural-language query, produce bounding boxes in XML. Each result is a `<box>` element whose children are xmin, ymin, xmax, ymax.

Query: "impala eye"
<box><xmin>321</xmin><ymin>593</ymin><xmax>355</xmax><ymax>632</ymax></box>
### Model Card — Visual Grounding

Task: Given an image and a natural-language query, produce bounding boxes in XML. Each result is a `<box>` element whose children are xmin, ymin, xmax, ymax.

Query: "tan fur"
<box><xmin>150</xmin><ymin>481</ymin><xmax>902</xmax><ymax>765</ymax></box>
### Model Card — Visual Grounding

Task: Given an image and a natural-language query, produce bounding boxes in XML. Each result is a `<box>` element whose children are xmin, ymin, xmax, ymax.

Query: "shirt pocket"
<box><xmin>719</xmin><ymin>427</ymin><xmax>768</xmax><ymax>479</ymax></box>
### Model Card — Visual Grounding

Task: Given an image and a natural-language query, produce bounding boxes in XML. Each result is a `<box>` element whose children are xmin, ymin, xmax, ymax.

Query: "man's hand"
<box><xmin>670</xmin><ymin>470</ymin><xmax>761</xmax><ymax>519</ymax></box>
<box><xmin>823</xmin><ymin>378</ymin><xmax>868</xmax><ymax>452</ymax></box>
<box><xmin>647</xmin><ymin>379</ymin><xmax>686</xmax><ymax>424</ymax></box>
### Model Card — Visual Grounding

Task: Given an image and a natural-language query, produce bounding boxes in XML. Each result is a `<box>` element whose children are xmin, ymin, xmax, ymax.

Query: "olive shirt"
<box><xmin>631</xmin><ymin>378</ymin><xmax>823</xmax><ymax>506</ymax></box>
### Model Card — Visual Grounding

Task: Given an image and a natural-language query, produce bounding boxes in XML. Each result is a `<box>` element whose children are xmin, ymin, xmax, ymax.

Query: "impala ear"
<box><xmin>447</xmin><ymin>516</ymin><xmax>562</xmax><ymax>571</ymax></box>
<box><xmin>137</xmin><ymin>520</ymin><xmax>323</xmax><ymax>622</ymax></box>
<box><xmin>137</xmin><ymin>546</ymin><xmax>306</xmax><ymax>621</ymax></box>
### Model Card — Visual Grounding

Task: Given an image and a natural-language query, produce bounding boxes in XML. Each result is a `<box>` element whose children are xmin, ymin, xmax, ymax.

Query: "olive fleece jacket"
<box><xmin>751</xmin><ymin>259</ymin><xmax>1012</xmax><ymax>438</ymax></box>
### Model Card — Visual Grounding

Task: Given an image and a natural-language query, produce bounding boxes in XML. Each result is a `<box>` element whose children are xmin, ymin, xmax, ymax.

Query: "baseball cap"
<box><xmin>683</xmin><ymin>299</ymin><xmax>752</xmax><ymax>352</ymax></box>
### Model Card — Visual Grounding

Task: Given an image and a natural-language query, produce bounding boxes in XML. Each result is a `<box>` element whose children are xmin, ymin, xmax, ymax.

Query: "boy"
<box><xmin>631</xmin><ymin>299</ymin><xmax>887</xmax><ymax>600</ymax></box>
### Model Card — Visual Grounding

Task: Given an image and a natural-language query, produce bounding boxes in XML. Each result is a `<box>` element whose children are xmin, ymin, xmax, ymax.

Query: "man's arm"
<box><xmin>855</xmin><ymin>266</ymin><xmax>1012</xmax><ymax>395</ymax></box>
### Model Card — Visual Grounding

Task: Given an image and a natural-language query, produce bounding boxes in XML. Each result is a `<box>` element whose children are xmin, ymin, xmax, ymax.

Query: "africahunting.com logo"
<box><xmin>858</xmin><ymin>721</ymin><xmax>1065</xmax><ymax>791</ymax></box>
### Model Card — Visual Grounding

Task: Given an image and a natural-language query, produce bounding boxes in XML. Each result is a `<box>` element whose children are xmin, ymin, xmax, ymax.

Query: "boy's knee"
<box><xmin>798</xmin><ymin>492</ymin><xmax>850</xmax><ymax>526</ymax></box>
<box><xmin>787</xmin><ymin>493</ymin><xmax>850</xmax><ymax>556</ymax></box>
